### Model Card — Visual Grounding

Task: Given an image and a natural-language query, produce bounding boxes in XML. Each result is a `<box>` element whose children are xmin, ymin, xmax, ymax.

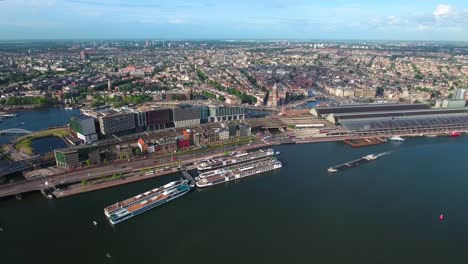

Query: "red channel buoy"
<box><xmin>439</xmin><ymin>214</ymin><xmax>444</xmax><ymax>221</ymax></box>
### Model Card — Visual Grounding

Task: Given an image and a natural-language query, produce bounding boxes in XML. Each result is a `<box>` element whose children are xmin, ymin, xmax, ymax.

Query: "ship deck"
<box><xmin>104</xmin><ymin>181</ymin><xmax>182</xmax><ymax>214</ymax></box>
<box><xmin>198</xmin><ymin>149</ymin><xmax>274</xmax><ymax>169</ymax></box>
<box><xmin>127</xmin><ymin>194</ymin><xmax>167</xmax><ymax>212</ymax></box>
<box><xmin>198</xmin><ymin>158</ymin><xmax>277</xmax><ymax>179</ymax></box>
<box><xmin>200</xmin><ymin>162</ymin><xmax>280</xmax><ymax>183</ymax></box>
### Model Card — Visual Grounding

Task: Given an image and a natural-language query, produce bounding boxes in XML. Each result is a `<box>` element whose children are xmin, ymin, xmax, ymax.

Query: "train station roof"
<box><xmin>310</xmin><ymin>103</ymin><xmax>430</xmax><ymax>117</ymax></box>
<box><xmin>330</xmin><ymin>108</ymin><xmax>468</xmax><ymax>123</ymax></box>
<box><xmin>340</xmin><ymin>113</ymin><xmax>468</xmax><ymax>131</ymax></box>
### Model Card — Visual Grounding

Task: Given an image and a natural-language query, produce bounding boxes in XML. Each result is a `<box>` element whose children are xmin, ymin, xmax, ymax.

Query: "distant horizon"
<box><xmin>0</xmin><ymin>38</ymin><xmax>467</xmax><ymax>43</ymax></box>
<box><xmin>0</xmin><ymin>0</ymin><xmax>467</xmax><ymax>41</ymax></box>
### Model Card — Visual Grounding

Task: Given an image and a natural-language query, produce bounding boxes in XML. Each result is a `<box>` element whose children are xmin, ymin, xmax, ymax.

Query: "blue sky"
<box><xmin>0</xmin><ymin>0</ymin><xmax>467</xmax><ymax>40</ymax></box>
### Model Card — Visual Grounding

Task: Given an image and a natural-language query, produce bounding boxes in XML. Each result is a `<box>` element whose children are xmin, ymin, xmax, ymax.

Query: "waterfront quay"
<box><xmin>4</xmin><ymin>102</ymin><xmax>468</xmax><ymax>200</ymax></box>
<box><xmin>0</xmin><ymin>141</ymin><xmax>277</xmax><ymax>199</ymax></box>
<box><xmin>0</xmin><ymin>130</ymin><xmax>465</xmax><ymax>200</ymax></box>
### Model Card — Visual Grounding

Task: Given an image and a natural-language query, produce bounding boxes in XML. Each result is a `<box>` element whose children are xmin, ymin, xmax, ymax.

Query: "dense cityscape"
<box><xmin>1</xmin><ymin>38</ymin><xmax>468</xmax><ymax>262</ymax></box>
<box><xmin>1</xmin><ymin>0</ymin><xmax>468</xmax><ymax>263</ymax></box>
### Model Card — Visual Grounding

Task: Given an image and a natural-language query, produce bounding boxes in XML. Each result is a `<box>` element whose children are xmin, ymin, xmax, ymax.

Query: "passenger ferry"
<box><xmin>197</xmin><ymin>149</ymin><xmax>278</xmax><ymax>171</ymax></box>
<box><xmin>196</xmin><ymin>158</ymin><xmax>278</xmax><ymax>180</ymax></box>
<box><xmin>104</xmin><ymin>180</ymin><xmax>191</xmax><ymax>224</ymax></box>
<box><xmin>196</xmin><ymin>159</ymin><xmax>282</xmax><ymax>188</ymax></box>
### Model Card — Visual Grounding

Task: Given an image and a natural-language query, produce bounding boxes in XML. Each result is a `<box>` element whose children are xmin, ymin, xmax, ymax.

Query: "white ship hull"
<box><xmin>196</xmin><ymin>163</ymin><xmax>282</xmax><ymax>188</ymax></box>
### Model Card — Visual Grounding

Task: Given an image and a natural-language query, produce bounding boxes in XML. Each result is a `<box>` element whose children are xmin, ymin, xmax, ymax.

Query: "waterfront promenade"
<box><xmin>0</xmin><ymin>129</ymin><xmax>462</xmax><ymax>199</ymax></box>
<box><xmin>0</xmin><ymin>141</ymin><xmax>276</xmax><ymax>199</ymax></box>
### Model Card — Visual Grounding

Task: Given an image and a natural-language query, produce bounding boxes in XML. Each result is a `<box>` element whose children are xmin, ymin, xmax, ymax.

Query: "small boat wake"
<box><xmin>376</xmin><ymin>151</ymin><xmax>390</xmax><ymax>158</ymax></box>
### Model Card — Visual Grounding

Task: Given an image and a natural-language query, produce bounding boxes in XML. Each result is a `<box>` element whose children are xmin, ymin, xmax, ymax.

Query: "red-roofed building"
<box><xmin>137</xmin><ymin>138</ymin><xmax>148</xmax><ymax>153</ymax></box>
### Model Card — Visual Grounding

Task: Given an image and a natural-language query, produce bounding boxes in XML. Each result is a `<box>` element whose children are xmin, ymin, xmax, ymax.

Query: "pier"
<box><xmin>181</xmin><ymin>169</ymin><xmax>196</xmax><ymax>186</ymax></box>
<box><xmin>328</xmin><ymin>153</ymin><xmax>387</xmax><ymax>173</ymax></box>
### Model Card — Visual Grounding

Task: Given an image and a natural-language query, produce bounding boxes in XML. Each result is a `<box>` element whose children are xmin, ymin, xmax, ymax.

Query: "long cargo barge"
<box><xmin>104</xmin><ymin>180</ymin><xmax>191</xmax><ymax>224</ymax></box>
<box><xmin>196</xmin><ymin>148</ymin><xmax>279</xmax><ymax>171</ymax></box>
<box><xmin>196</xmin><ymin>158</ymin><xmax>282</xmax><ymax>188</ymax></box>
<box><xmin>327</xmin><ymin>152</ymin><xmax>387</xmax><ymax>173</ymax></box>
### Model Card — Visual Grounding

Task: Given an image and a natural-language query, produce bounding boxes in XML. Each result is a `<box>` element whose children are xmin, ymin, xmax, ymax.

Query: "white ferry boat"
<box><xmin>196</xmin><ymin>160</ymin><xmax>282</xmax><ymax>188</ymax></box>
<box><xmin>197</xmin><ymin>149</ymin><xmax>277</xmax><ymax>171</ymax></box>
<box><xmin>104</xmin><ymin>180</ymin><xmax>191</xmax><ymax>224</ymax></box>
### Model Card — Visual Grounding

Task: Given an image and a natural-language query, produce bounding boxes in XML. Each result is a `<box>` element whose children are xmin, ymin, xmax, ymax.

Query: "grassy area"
<box><xmin>14</xmin><ymin>127</ymin><xmax>70</xmax><ymax>155</ymax></box>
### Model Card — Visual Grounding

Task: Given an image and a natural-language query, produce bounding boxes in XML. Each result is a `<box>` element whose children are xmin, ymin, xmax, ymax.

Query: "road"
<box><xmin>0</xmin><ymin>141</ymin><xmax>276</xmax><ymax>199</ymax></box>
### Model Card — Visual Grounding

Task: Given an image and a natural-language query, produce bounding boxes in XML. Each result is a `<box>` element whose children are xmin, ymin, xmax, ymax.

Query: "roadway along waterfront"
<box><xmin>0</xmin><ymin>141</ymin><xmax>277</xmax><ymax>198</ymax></box>
<box><xmin>2</xmin><ymin>136</ymin><xmax>468</xmax><ymax>263</ymax></box>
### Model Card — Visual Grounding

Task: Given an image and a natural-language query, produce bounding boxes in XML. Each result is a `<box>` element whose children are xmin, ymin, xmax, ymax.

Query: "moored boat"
<box><xmin>104</xmin><ymin>180</ymin><xmax>191</xmax><ymax>224</ymax></box>
<box><xmin>389</xmin><ymin>136</ymin><xmax>405</xmax><ymax>142</ymax></box>
<box><xmin>196</xmin><ymin>159</ymin><xmax>282</xmax><ymax>188</ymax></box>
<box><xmin>197</xmin><ymin>149</ymin><xmax>277</xmax><ymax>171</ymax></box>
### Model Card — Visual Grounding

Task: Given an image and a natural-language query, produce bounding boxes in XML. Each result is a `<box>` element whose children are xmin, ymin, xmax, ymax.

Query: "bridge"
<box><xmin>0</xmin><ymin>128</ymin><xmax>33</xmax><ymax>135</ymax></box>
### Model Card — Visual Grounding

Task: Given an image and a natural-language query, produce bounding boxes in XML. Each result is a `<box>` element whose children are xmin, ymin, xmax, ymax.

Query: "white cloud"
<box><xmin>433</xmin><ymin>4</ymin><xmax>454</xmax><ymax>18</ymax></box>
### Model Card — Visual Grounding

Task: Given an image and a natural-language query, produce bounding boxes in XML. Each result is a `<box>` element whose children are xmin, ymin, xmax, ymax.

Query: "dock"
<box><xmin>181</xmin><ymin>169</ymin><xmax>196</xmax><ymax>186</ymax></box>
<box><xmin>328</xmin><ymin>153</ymin><xmax>387</xmax><ymax>173</ymax></box>
<box><xmin>344</xmin><ymin>138</ymin><xmax>386</xmax><ymax>148</ymax></box>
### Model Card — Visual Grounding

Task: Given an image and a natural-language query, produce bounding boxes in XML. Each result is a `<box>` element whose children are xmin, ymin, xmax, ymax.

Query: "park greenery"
<box><xmin>168</xmin><ymin>94</ymin><xmax>188</xmax><ymax>101</ymax></box>
<box><xmin>196</xmin><ymin>68</ymin><xmax>257</xmax><ymax>104</ymax></box>
<box><xmin>202</xmin><ymin>90</ymin><xmax>226</xmax><ymax>102</ymax></box>
<box><xmin>91</xmin><ymin>94</ymin><xmax>153</xmax><ymax>107</ymax></box>
<box><xmin>208</xmin><ymin>80</ymin><xmax>257</xmax><ymax>104</ymax></box>
<box><xmin>0</xmin><ymin>96</ymin><xmax>52</xmax><ymax>105</ymax></box>
<box><xmin>196</xmin><ymin>68</ymin><xmax>209</xmax><ymax>82</ymax></box>
<box><xmin>14</xmin><ymin>128</ymin><xmax>70</xmax><ymax>155</ymax></box>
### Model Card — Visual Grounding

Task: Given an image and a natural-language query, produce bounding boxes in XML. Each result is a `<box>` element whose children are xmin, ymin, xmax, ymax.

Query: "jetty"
<box><xmin>328</xmin><ymin>152</ymin><xmax>388</xmax><ymax>173</ymax></box>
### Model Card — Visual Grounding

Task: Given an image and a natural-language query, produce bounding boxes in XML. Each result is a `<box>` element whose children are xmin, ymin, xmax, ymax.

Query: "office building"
<box><xmin>98</xmin><ymin>111</ymin><xmax>135</xmax><ymax>135</ymax></box>
<box><xmin>133</xmin><ymin>111</ymin><xmax>147</xmax><ymax>131</ymax></box>
<box><xmin>145</xmin><ymin>108</ymin><xmax>173</xmax><ymax>130</ymax></box>
<box><xmin>200</xmin><ymin>106</ymin><xmax>209</xmax><ymax>123</ymax></box>
<box><xmin>208</xmin><ymin>106</ymin><xmax>245</xmax><ymax>122</ymax></box>
<box><xmin>54</xmin><ymin>149</ymin><xmax>80</xmax><ymax>169</ymax></box>
<box><xmin>172</xmin><ymin>106</ymin><xmax>201</xmax><ymax>128</ymax></box>
<box><xmin>69</xmin><ymin>115</ymin><xmax>98</xmax><ymax>143</ymax></box>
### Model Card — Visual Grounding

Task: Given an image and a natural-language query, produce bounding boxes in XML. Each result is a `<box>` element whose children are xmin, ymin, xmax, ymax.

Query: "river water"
<box><xmin>0</xmin><ymin>106</ymin><xmax>79</xmax><ymax>146</ymax></box>
<box><xmin>0</xmin><ymin>106</ymin><xmax>79</xmax><ymax>168</ymax></box>
<box><xmin>2</xmin><ymin>136</ymin><xmax>468</xmax><ymax>263</ymax></box>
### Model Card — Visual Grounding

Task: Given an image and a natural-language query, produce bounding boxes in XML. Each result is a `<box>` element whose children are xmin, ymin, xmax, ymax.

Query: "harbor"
<box><xmin>101</xmin><ymin>150</ymin><xmax>283</xmax><ymax>224</ymax></box>
<box><xmin>3</xmin><ymin>138</ymin><xmax>468</xmax><ymax>263</ymax></box>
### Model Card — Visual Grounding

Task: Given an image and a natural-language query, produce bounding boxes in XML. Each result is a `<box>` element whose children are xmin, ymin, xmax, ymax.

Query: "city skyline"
<box><xmin>0</xmin><ymin>0</ymin><xmax>467</xmax><ymax>41</ymax></box>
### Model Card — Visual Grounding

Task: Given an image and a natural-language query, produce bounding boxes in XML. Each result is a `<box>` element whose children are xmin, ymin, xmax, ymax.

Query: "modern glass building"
<box><xmin>208</xmin><ymin>106</ymin><xmax>245</xmax><ymax>122</ymax></box>
<box><xmin>145</xmin><ymin>108</ymin><xmax>173</xmax><ymax>130</ymax></box>
<box><xmin>69</xmin><ymin>115</ymin><xmax>98</xmax><ymax>142</ymax></box>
